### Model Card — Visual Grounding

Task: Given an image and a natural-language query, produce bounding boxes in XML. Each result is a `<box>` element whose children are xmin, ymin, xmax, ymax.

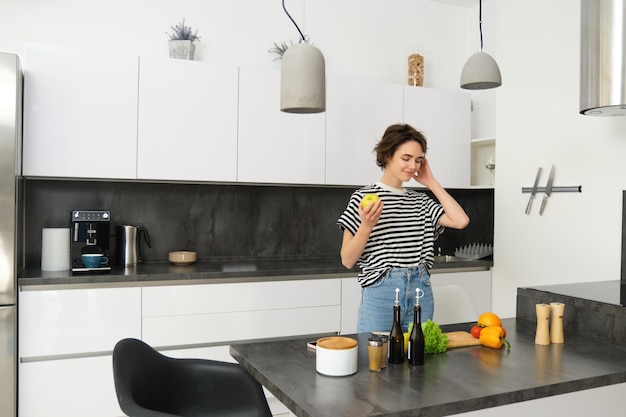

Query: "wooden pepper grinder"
<box><xmin>549</xmin><ymin>302</ymin><xmax>565</xmax><ymax>343</ymax></box>
<box><xmin>535</xmin><ymin>303</ymin><xmax>551</xmax><ymax>345</ymax></box>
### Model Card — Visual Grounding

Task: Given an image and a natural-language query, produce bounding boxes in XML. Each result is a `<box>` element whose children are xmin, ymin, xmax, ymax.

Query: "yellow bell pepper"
<box><xmin>479</xmin><ymin>326</ymin><xmax>511</xmax><ymax>351</ymax></box>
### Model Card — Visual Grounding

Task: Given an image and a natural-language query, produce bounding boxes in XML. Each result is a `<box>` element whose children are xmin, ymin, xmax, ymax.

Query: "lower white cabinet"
<box><xmin>17</xmin><ymin>280</ymin><xmax>338</xmax><ymax>417</ymax></box>
<box><xmin>19</xmin><ymin>355</ymin><xmax>124</xmax><ymax>417</ymax></box>
<box><xmin>19</xmin><ymin>287</ymin><xmax>141</xmax><ymax>357</ymax></box>
<box><xmin>142</xmin><ymin>279</ymin><xmax>342</xmax><ymax>348</ymax></box>
<box><xmin>18</xmin><ymin>287</ymin><xmax>141</xmax><ymax>417</ymax></box>
<box><xmin>430</xmin><ymin>269</ymin><xmax>491</xmax><ymax>321</ymax></box>
<box><xmin>143</xmin><ymin>279</ymin><xmax>341</xmax><ymax>417</ymax></box>
<box><xmin>340</xmin><ymin>276</ymin><xmax>361</xmax><ymax>335</ymax></box>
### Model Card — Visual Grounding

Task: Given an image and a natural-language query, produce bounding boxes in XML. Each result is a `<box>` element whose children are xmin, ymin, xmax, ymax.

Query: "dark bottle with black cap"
<box><xmin>388</xmin><ymin>288</ymin><xmax>404</xmax><ymax>364</ymax></box>
<box><xmin>408</xmin><ymin>288</ymin><xmax>425</xmax><ymax>366</ymax></box>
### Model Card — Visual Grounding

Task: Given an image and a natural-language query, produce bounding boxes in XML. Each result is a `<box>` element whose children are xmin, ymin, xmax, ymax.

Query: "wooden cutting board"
<box><xmin>445</xmin><ymin>331</ymin><xmax>482</xmax><ymax>349</ymax></box>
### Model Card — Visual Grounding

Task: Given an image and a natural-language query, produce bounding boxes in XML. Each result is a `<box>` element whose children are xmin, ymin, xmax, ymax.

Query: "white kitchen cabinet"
<box><xmin>325</xmin><ymin>74</ymin><xmax>404</xmax><ymax>186</ymax></box>
<box><xmin>137</xmin><ymin>57</ymin><xmax>239</xmax><ymax>182</ymax></box>
<box><xmin>19</xmin><ymin>287</ymin><xmax>141</xmax><ymax>357</ymax></box>
<box><xmin>237</xmin><ymin>66</ymin><xmax>326</xmax><ymax>184</ymax></box>
<box><xmin>22</xmin><ymin>44</ymin><xmax>138</xmax><ymax>179</ymax></box>
<box><xmin>18</xmin><ymin>287</ymin><xmax>141</xmax><ymax>417</ymax></box>
<box><xmin>431</xmin><ymin>269</ymin><xmax>491</xmax><ymax>323</ymax></box>
<box><xmin>340</xmin><ymin>276</ymin><xmax>361</xmax><ymax>334</ymax></box>
<box><xmin>403</xmin><ymin>86</ymin><xmax>471</xmax><ymax>188</ymax></box>
<box><xmin>19</xmin><ymin>355</ymin><xmax>123</xmax><ymax>417</ymax></box>
<box><xmin>142</xmin><ymin>279</ymin><xmax>341</xmax><ymax>347</ymax></box>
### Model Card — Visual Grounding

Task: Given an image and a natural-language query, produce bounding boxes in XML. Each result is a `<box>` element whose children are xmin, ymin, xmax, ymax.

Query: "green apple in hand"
<box><xmin>361</xmin><ymin>194</ymin><xmax>380</xmax><ymax>208</ymax></box>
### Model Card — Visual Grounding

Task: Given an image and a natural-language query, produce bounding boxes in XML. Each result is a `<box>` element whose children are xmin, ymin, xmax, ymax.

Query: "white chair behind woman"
<box><xmin>432</xmin><ymin>284</ymin><xmax>478</xmax><ymax>325</ymax></box>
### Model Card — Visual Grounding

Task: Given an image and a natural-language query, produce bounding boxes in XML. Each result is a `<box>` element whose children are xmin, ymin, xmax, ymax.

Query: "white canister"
<box><xmin>315</xmin><ymin>336</ymin><xmax>358</xmax><ymax>376</ymax></box>
<box><xmin>41</xmin><ymin>228</ymin><xmax>70</xmax><ymax>271</ymax></box>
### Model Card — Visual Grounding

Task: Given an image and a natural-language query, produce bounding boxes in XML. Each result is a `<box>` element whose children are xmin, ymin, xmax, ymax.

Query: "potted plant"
<box><xmin>167</xmin><ymin>18</ymin><xmax>201</xmax><ymax>60</ymax></box>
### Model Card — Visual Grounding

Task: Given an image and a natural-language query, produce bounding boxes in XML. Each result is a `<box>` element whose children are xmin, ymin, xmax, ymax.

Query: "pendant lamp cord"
<box><xmin>478</xmin><ymin>0</ymin><xmax>484</xmax><ymax>52</ymax></box>
<box><xmin>282</xmin><ymin>0</ymin><xmax>306</xmax><ymax>42</ymax></box>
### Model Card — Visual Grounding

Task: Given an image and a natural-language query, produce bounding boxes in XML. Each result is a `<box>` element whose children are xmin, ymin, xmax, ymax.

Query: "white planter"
<box><xmin>168</xmin><ymin>40</ymin><xmax>195</xmax><ymax>60</ymax></box>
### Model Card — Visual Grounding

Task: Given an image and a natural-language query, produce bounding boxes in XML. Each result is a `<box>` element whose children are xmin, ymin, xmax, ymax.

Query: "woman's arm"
<box><xmin>340</xmin><ymin>199</ymin><xmax>383</xmax><ymax>269</ymax></box>
<box><xmin>413</xmin><ymin>158</ymin><xmax>469</xmax><ymax>230</ymax></box>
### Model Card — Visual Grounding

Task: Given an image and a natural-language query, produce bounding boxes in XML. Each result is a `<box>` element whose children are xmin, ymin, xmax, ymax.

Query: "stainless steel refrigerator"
<box><xmin>0</xmin><ymin>52</ymin><xmax>23</xmax><ymax>417</ymax></box>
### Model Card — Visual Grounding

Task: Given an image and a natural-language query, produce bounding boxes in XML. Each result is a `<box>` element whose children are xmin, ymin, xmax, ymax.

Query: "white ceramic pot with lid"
<box><xmin>315</xmin><ymin>336</ymin><xmax>358</xmax><ymax>376</ymax></box>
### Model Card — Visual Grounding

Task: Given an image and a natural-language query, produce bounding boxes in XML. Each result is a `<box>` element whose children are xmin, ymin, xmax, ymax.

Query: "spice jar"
<box><xmin>379</xmin><ymin>335</ymin><xmax>388</xmax><ymax>368</ymax></box>
<box><xmin>367</xmin><ymin>337</ymin><xmax>384</xmax><ymax>372</ymax></box>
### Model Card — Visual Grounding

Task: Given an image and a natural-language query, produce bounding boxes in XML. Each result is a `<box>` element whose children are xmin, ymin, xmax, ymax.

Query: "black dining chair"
<box><xmin>112</xmin><ymin>338</ymin><xmax>273</xmax><ymax>417</ymax></box>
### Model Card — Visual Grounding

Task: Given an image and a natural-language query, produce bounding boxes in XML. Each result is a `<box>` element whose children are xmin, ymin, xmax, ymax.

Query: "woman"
<box><xmin>337</xmin><ymin>124</ymin><xmax>469</xmax><ymax>333</ymax></box>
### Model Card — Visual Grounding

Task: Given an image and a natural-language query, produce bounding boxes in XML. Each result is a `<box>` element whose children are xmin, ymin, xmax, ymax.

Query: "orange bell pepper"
<box><xmin>479</xmin><ymin>326</ymin><xmax>511</xmax><ymax>351</ymax></box>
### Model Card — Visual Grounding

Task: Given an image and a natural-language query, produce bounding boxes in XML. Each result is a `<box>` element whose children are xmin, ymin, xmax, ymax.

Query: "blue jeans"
<box><xmin>356</xmin><ymin>265</ymin><xmax>434</xmax><ymax>333</ymax></box>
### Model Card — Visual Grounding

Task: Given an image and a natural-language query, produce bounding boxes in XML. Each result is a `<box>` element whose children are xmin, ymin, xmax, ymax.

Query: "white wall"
<box><xmin>492</xmin><ymin>0</ymin><xmax>626</xmax><ymax>317</ymax></box>
<box><xmin>7</xmin><ymin>1</ymin><xmax>622</xmax><ymax>320</ymax></box>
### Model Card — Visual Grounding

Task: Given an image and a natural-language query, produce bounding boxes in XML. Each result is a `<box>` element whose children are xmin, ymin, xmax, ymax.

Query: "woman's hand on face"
<box><xmin>413</xmin><ymin>157</ymin><xmax>435</xmax><ymax>186</ymax></box>
<box><xmin>358</xmin><ymin>199</ymin><xmax>383</xmax><ymax>228</ymax></box>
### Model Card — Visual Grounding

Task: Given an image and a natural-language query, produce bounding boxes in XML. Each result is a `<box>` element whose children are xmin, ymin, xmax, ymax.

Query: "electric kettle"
<box><xmin>117</xmin><ymin>225</ymin><xmax>151</xmax><ymax>266</ymax></box>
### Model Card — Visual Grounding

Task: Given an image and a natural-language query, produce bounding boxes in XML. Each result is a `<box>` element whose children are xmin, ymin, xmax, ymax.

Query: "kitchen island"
<box><xmin>230</xmin><ymin>318</ymin><xmax>626</xmax><ymax>417</ymax></box>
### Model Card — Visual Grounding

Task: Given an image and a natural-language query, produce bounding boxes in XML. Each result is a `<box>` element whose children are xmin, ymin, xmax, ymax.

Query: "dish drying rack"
<box><xmin>454</xmin><ymin>243</ymin><xmax>493</xmax><ymax>260</ymax></box>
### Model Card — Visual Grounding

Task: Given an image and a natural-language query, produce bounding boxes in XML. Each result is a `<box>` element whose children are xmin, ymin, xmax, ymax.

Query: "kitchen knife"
<box><xmin>525</xmin><ymin>167</ymin><xmax>542</xmax><ymax>214</ymax></box>
<box><xmin>539</xmin><ymin>165</ymin><xmax>555</xmax><ymax>215</ymax></box>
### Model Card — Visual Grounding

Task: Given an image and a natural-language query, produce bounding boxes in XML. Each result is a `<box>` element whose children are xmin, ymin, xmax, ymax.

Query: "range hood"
<box><xmin>580</xmin><ymin>0</ymin><xmax>626</xmax><ymax>116</ymax></box>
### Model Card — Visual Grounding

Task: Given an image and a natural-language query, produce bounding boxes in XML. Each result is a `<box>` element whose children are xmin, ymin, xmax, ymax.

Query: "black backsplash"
<box><xmin>24</xmin><ymin>179</ymin><xmax>494</xmax><ymax>266</ymax></box>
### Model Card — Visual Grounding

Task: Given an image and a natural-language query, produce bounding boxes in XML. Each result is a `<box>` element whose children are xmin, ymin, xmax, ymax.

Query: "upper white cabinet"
<box><xmin>237</xmin><ymin>66</ymin><xmax>326</xmax><ymax>184</ymax></box>
<box><xmin>23</xmin><ymin>44</ymin><xmax>138</xmax><ymax>179</ymax></box>
<box><xmin>21</xmin><ymin>44</ymin><xmax>471</xmax><ymax>187</ymax></box>
<box><xmin>137</xmin><ymin>57</ymin><xmax>239</xmax><ymax>182</ymax></box>
<box><xmin>403</xmin><ymin>86</ymin><xmax>471</xmax><ymax>188</ymax></box>
<box><xmin>326</xmin><ymin>74</ymin><xmax>404</xmax><ymax>186</ymax></box>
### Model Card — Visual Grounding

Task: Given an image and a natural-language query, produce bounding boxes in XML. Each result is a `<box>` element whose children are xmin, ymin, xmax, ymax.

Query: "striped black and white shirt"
<box><xmin>337</xmin><ymin>182</ymin><xmax>445</xmax><ymax>287</ymax></box>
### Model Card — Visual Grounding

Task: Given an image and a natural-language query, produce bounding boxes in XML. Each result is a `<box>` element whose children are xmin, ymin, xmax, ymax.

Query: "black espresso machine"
<box><xmin>70</xmin><ymin>210</ymin><xmax>112</xmax><ymax>273</ymax></box>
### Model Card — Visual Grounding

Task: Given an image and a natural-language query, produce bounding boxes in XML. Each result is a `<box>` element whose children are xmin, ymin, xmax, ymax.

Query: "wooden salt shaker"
<box><xmin>535</xmin><ymin>303</ymin><xmax>551</xmax><ymax>345</ymax></box>
<box><xmin>549</xmin><ymin>302</ymin><xmax>565</xmax><ymax>343</ymax></box>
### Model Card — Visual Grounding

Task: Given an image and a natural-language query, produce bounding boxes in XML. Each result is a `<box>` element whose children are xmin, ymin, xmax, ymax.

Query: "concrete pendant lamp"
<box><xmin>280</xmin><ymin>0</ymin><xmax>326</xmax><ymax>113</ymax></box>
<box><xmin>460</xmin><ymin>0</ymin><xmax>502</xmax><ymax>90</ymax></box>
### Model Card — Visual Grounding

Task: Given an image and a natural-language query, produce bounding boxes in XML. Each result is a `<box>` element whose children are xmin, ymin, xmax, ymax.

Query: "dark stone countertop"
<box><xmin>18</xmin><ymin>256</ymin><xmax>492</xmax><ymax>287</ymax></box>
<box><xmin>230</xmin><ymin>318</ymin><xmax>626</xmax><ymax>417</ymax></box>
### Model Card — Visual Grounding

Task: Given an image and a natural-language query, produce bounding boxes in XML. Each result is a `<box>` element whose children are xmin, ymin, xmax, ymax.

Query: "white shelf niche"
<box><xmin>471</xmin><ymin>138</ymin><xmax>495</xmax><ymax>187</ymax></box>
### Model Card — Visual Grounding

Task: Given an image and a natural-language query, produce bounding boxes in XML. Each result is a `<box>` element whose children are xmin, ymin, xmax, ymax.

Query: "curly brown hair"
<box><xmin>373</xmin><ymin>124</ymin><xmax>428</xmax><ymax>169</ymax></box>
